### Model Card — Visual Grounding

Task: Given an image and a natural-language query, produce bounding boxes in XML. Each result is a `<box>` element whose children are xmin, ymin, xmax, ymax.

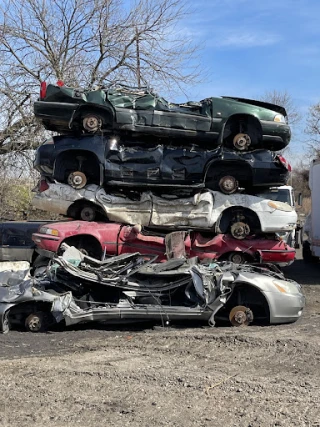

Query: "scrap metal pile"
<box><xmin>0</xmin><ymin>81</ymin><xmax>304</xmax><ymax>333</ymax></box>
<box><xmin>32</xmin><ymin>81</ymin><xmax>297</xmax><ymax>265</ymax></box>
<box><xmin>0</xmin><ymin>245</ymin><xmax>305</xmax><ymax>333</ymax></box>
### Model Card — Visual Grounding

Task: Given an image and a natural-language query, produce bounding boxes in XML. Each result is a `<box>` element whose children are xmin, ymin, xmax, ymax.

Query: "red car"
<box><xmin>32</xmin><ymin>221</ymin><xmax>295</xmax><ymax>267</ymax></box>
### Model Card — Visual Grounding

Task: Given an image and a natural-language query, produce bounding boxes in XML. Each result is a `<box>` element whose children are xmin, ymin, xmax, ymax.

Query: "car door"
<box><xmin>105</xmin><ymin>141</ymin><xmax>163</xmax><ymax>183</ymax></box>
<box><xmin>1</xmin><ymin>223</ymin><xmax>35</xmax><ymax>262</ymax></box>
<box><xmin>161</xmin><ymin>145</ymin><xmax>208</xmax><ymax>183</ymax></box>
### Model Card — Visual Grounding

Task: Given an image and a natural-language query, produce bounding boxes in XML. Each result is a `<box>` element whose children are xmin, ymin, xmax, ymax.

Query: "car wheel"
<box><xmin>25</xmin><ymin>312</ymin><xmax>47</xmax><ymax>333</ymax></box>
<box><xmin>79</xmin><ymin>205</ymin><xmax>96</xmax><ymax>221</ymax></box>
<box><xmin>229</xmin><ymin>305</ymin><xmax>253</xmax><ymax>326</ymax></box>
<box><xmin>218</xmin><ymin>175</ymin><xmax>239</xmax><ymax>194</ymax></box>
<box><xmin>230</xmin><ymin>221</ymin><xmax>250</xmax><ymax>240</ymax></box>
<box><xmin>228</xmin><ymin>252</ymin><xmax>246</xmax><ymax>264</ymax></box>
<box><xmin>67</xmin><ymin>171</ymin><xmax>87</xmax><ymax>189</ymax></box>
<box><xmin>232</xmin><ymin>133</ymin><xmax>251</xmax><ymax>150</ymax></box>
<box><xmin>82</xmin><ymin>114</ymin><xmax>102</xmax><ymax>132</ymax></box>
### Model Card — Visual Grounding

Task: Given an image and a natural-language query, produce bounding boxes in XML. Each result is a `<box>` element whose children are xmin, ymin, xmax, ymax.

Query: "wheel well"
<box><xmin>218</xmin><ymin>283</ymin><xmax>270</xmax><ymax>324</ymax></box>
<box><xmin>54</xmin><ymin>150</ymin><xmax>102</xmax><ymax>184</ymax></box>
<box><xmin>7</xmin><ymin>301</ymin><xmax>53</xmax><ymax>326</ymax></box>
<box><xmin>205</xmin><ymin>160</ymin><xmax>253</xmax><ymax>188</ymax></box>
<box><xmin>222</xmin><ymin>114</ymin><xmax>262</xmax><ymax>146</ymax></box>
<box><xmin>216</xmin><ymin>206</ymin><xmax>261</xmax><ymax>235</ymax></box>
<box><xmin>61</xmin><ymin>234</ymin><xmax>102</xmax><ymax>259</ymax></box>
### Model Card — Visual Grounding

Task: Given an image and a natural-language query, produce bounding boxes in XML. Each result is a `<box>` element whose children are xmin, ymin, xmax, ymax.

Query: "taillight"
<box><xmin>277</xmin><ymin>155</ymin><xmax>292</xmax><ymax>172</ymax></box>
<box><xmin>39</xmin><ymin>179</ymin><xmax>49</xmax><ymax>193</ymax></box>
<box><xmin>57</xmin><ymin>80</ymin><xmax>64</xmax><ymax>87</ymax></box>
<box><xmin>43</xmin><ymin>137</ymin><xmax>54</xmax><ymax>145</ymax></box>
<box><xmin>40</xmin><ymin>81</ymin><xmax>47</xmax><ymax>100</ymax></box>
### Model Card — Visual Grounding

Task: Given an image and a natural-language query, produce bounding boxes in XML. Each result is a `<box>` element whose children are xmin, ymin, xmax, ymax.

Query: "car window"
<box><xmin>2</xmin><ymin>226</ymin><xmax>33</xmax><ymax>246</ymax></box>
<box><xmin>256</xmin><ymin>189</ymin><xmax>292</xmax><ymax>205</ymax></box>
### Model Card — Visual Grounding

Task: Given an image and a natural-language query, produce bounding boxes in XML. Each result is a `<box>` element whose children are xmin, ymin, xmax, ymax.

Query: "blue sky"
<box><xmin>178</xmin><ymin>0</ymin><xmax>320</xmax><ymax>162</ymax></box>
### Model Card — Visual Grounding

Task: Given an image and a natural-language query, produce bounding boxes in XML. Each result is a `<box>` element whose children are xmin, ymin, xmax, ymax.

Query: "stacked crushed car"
<box><xmin>32</xmin><ymin>82</ymin><xmax>297</xmax><ymax>266</ymax></box>
<box><xmin>0</xmin><ymin>82</ymin><xmax>305</xmax><ymax>333</ymax></box>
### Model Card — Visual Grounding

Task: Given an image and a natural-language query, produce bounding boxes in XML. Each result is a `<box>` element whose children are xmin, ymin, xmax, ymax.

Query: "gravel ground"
<box><xmin>0</xmin><ymin>250</ymin><xmax>319</xmax><ymax>427</ymax></box>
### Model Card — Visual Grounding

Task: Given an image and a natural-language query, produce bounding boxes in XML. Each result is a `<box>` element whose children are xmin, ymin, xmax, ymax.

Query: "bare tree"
<box><xmin>305</xmin><ymin>103</ymin><xmax>320</xmax><ymax>157</ymax></box>
<box><xmin>0</xmin><ymin>0</ymin><xmax>201</xmax><ymax>155</ymax></box>
<box><xmin>259</xmin><ymin>90</ymin><xmax>301</xmax><ymax>127</ymax></box>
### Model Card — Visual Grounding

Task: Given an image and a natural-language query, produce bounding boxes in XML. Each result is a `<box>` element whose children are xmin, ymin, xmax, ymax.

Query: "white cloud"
<box><xmin>211</xmin><ymin>30</ymin><xmax>281</xmax><ymax>48</ymax></box>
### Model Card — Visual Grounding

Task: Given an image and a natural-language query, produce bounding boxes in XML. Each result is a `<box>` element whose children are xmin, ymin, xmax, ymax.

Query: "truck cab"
<box><xmin>255</xmin><ymin>185</ymin><xmax>297</xmax><ymax>247</ymax></box>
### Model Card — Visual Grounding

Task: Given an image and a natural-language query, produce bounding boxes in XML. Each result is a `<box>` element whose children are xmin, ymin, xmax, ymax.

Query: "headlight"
<box><xmin>39</xmin><ymin>227</ymin><xmax>59</xmax><ymax>236</ymax></box>
<box><xmin>274</xmin><ymin>114</ymin><xmax>286</xmax><ymax>123</ymax></box>
<box><xmin>267</xmin><ymin>201</ymin><xmax>293</xmax><ymax>212</ymax></box>
<box><xmin>273</xmin><ymin>280</ymin><xmax>301</xmax><ymax>295</ymax></box>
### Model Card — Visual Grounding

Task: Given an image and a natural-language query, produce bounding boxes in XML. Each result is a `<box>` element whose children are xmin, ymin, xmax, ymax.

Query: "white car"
<box><xmin>32</xmin><ymin>181</ymin><xmax>297</xmax><ymax>239</ymax></box>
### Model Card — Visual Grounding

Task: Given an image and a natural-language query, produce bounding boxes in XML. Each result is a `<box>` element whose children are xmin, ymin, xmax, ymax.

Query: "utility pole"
<box><xmin>135</xmin><ymin>27</ymin><xmax>141</xmax><ymax>88</ymax></box>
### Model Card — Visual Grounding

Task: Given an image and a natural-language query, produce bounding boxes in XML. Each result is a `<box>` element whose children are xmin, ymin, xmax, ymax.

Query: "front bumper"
<box><xmin>266</xmin><ymin>291</ymin><xmax>305</xmax><ymax>324</ymax></box>
<box><xmin>32</xmin><ymin>233</ymin><xmax>60</xmax><ymax>254</ymax></box>
<box><xmin>261</xmin><ymin>120</ymin><xmax>291</xmax><ymax>150</ymax></box>
<box><xmin>260</xmin><ymin>211</ymin><xmax>297</xmax><ymax>234</ymax></box>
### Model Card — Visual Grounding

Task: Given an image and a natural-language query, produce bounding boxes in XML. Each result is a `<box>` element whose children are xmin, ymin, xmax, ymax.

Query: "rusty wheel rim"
<box><xmin>229</xmin><ymin>305</ymin><xmax>253</xmax><ymax>327</ymax></box>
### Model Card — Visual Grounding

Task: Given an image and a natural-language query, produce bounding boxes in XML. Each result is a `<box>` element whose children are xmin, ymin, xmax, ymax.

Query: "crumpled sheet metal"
<box><xmin>32</xmin><ymin>183</ymin><xmax>98</xmax><ymax>215</ymax></box>
<box><xmin>0</xmin><ymin>261</ymin><xmax>31</xmax><ymax>286</ymax></box>
<box><xmin>97</xmin><ymin>190</ymin><xmax>215</xmax><ymax>228</ymax></box>
<box><xmin>0</xmin><ymin>247</ymin><xmax>305</xmax><ymax>331</ymax></box>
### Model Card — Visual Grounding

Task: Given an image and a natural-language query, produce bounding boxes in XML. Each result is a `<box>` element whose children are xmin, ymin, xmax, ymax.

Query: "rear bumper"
<box><xmin>252</xmin><ymin>167</ymin><xmax>289</xmax><ymax>188</ymax></box>
<box><xmin>32</xmin><ymin>194</ymin><xmax>72</xmax><ymax>216</ymax></box>
<box><xmin>258</xmin><ymin>248</ymin><xmax>295</xmax><ymax>266</ymax></box>
<box><xmin>34</xmin><ymin>101</ymin><xmax>77</xmax><ymax>132</ymax></box>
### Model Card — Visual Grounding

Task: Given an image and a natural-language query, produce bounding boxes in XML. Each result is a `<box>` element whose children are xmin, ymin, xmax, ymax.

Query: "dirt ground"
<box><xmin>0</xmin><ymin>249</ymin><xmax>319</xmax><ymax>427</ymax></box>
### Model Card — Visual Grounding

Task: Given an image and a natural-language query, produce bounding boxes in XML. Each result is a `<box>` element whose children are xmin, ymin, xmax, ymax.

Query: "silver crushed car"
<box><xmin>32</xmin><ymin>182</ymin><xmax>297</xmax><ymax>239</ymax></box>
<box><xmin>0</xmin><ymin>245</ymin><xmax>305</xmax><ymax>333</ymax></box>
